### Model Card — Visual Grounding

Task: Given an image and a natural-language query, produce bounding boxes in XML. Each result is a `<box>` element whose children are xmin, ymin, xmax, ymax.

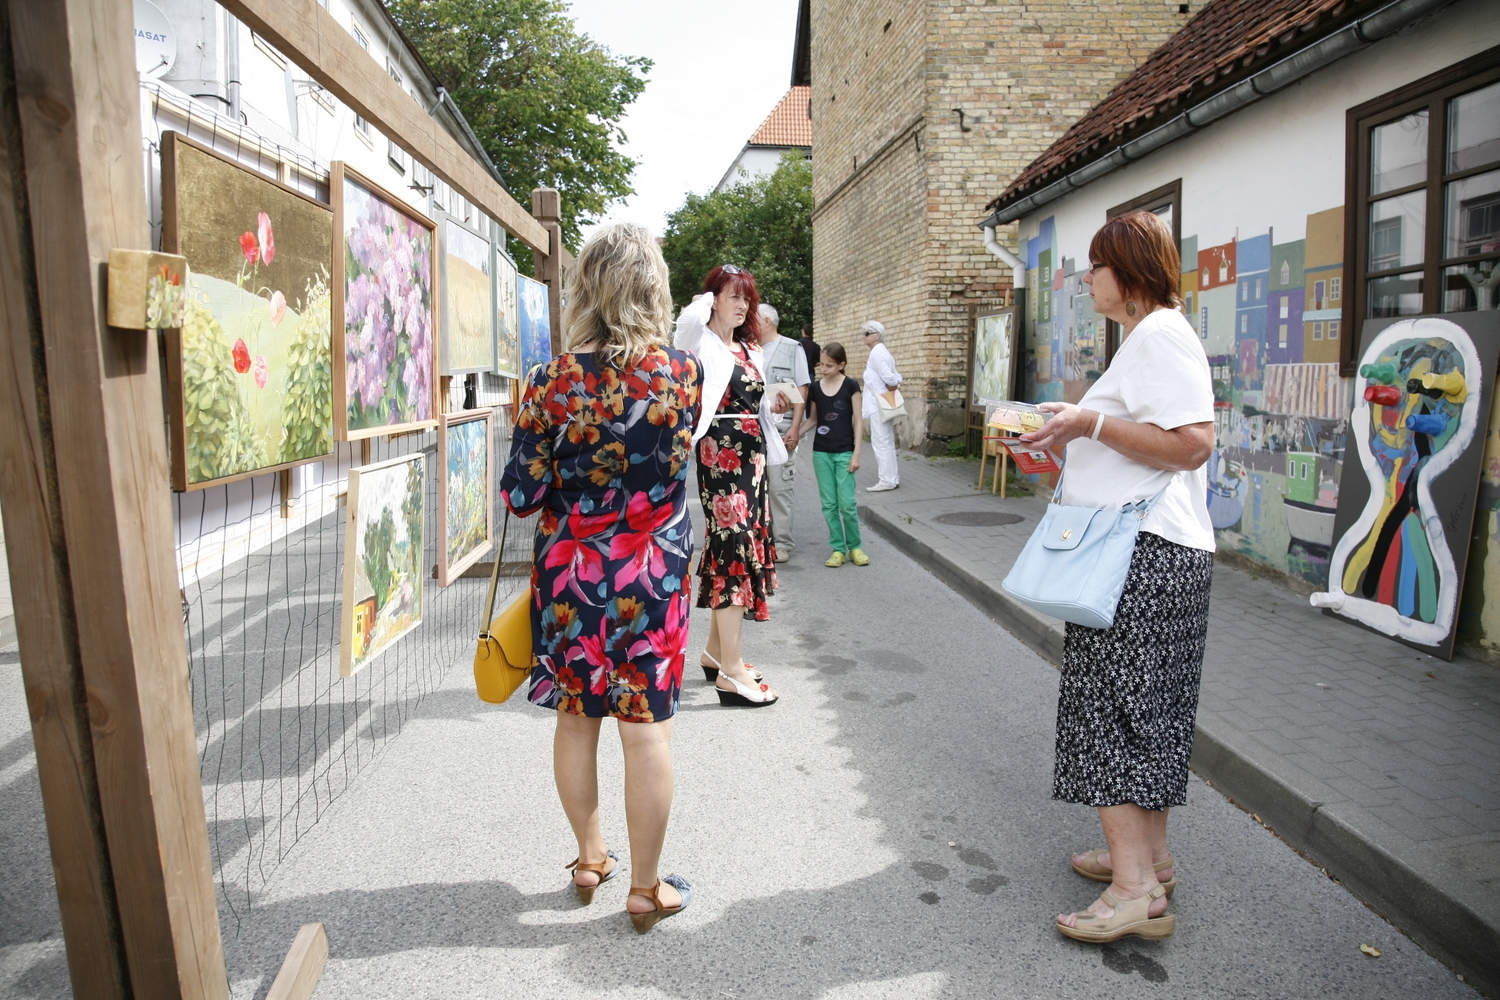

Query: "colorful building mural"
<box><xmin>1024</xmin><ymin>208</ymin><xmax>1353</xmax><ymax>587</ymax></box>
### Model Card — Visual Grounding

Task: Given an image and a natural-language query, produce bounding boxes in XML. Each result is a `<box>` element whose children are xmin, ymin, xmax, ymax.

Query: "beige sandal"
<box><xmin>1071</xmin><ymin>849</ymin><xmax>1176</xmax><ymax>897</ymax></box>
<box><xmin>565</xmin><ymin>850</ymin><xmax>618</xmax><ymax>905</ymax></box>
<box><xmin>1057</xmin><ymin>884</ymin><xmax>1175</xmax><ymax>943</ymax></box>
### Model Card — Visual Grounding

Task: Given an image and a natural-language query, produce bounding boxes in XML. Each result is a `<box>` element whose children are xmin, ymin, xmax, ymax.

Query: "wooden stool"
<box><xmin>977</xmin><ymin>432</ymin><xmax>1014</xmax><ymax>498</ymax></box>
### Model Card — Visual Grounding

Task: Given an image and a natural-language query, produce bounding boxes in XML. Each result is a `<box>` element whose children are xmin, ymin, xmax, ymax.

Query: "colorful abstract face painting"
<box><xmin>1314</xmin><ymin>314</ymin><xmax>1500</xmax><ymax>658</ymax></box>
<box><xmin>517</xmin><ymin>273</ymin><xmax>553</xmax><ymax>378</ymax></box>
<box><xmin>332</xmin><ymin>163</ymin><xmax>437</xmax><ymax>440</ymax></box>
<box><xmin>161</xmin><ymin>132</ymin><xmax>334</xmax><ymax>491</ymax></box>
<box><xmin>341</xmin><ymin>453</ymin><xmax>425</xmax><ymax>676</ymax></box>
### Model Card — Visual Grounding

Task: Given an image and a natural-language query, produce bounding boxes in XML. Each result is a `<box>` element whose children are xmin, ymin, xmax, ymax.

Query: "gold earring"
<box><xmin>1126</xmin><ymin>301</ymin><xmax>1138</xmax><ymax>317</ymax></box>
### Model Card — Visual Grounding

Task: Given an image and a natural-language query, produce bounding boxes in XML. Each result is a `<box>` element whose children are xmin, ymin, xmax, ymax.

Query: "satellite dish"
<box><xmin>134</xmin><ymin>0</ymin><xmax>176</xmax><ymax>80</ymax></box>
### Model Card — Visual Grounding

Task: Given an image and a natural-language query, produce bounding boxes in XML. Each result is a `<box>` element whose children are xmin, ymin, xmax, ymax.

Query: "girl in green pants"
<box><xmin>806</xmin><ymin>343</ymin><xmax>869</xmax><ymax>567</ymax></box>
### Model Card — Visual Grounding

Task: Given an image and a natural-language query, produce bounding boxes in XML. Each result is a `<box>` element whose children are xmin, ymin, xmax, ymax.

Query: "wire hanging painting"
<box><xmin>440</xmin><ymin>215</ymin><xmax>495</xmax><ymax>375</ymax></box>
<box><xmin>161</xmin><ymin>131</ymin><xmax>334</xmax><ymax>491</ymax></box>
<box><xmin>494</xmin><ymin>247</ymin><xmax>521</xmax><ymax>379</ymax></box>
<box><xmin>1312</xmin><ymin>313</ymin><xmax>1500</xmax><ymax>658</ymax></box>
<box><xmin>331</xmin><ymin>162</ymin><xmax>438</xmax><ymax>440</ymax></box>
<box><xmin>517</xmin><ymin>272</ymin><xmax>553</xmax><ymax>378</ymax></box>
<box><xmin>341</xmin><ymin>453</ymin><xmax>426</xmax><ymax>676</ymax></box>
<box><xmin>437</xmin><ymin>409</ymin><xmax>493</xmax><ymax>585</ymax></box>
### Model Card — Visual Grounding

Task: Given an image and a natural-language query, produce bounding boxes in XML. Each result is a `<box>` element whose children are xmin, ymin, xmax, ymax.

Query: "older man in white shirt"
<box><xmin>758</xmin><ymin>303</ymin><xmax>810</xmax><ymax>559</ymax></box>
<box><xmin>861</xmin><ymin>320</ymin><xmax>902</xmax><ymax>491</ymax></box>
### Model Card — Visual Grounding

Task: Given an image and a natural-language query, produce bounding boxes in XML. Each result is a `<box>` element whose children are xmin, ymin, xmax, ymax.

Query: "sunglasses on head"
<box><xmin>719</xmin><ymin>264</ymin><xmax>746</xmax><ymax>275</ymax></box>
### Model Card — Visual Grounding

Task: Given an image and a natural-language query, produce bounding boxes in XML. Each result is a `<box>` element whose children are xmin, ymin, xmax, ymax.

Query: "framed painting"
<box><xmin>160</xmin><ymin>131</ymin><xmax>335</xmax><ymax>492</ymax></box>
<box><xmin>970</xmin><ymin>308</ymin><xmax>1016</xmax><ymax>407</ymax></box>
<box><xmin>1312</xmin><ymin>312</ymin><xmax>1500</xmax><ymax>659</ymax></box>
<box><xmin>440</xmin><ymin>214</ymin><xmax>495</xmax><ymax>375</ymax></box>
<box><xmin>517</xmin><ymin>272</ymin><xmax>553</xmax><ymax>378</ymax></box>
<box><xmin>437</xmin><ymin>409</ymin><xmax>493</xmax><ymax>585</ymax></box>
<box><xmin>331</xmin><ymin>161</ymin><xmax>439</xmax><ymax>441</ymax></box>
<box><xmin>494</xmin><ymin>243</ymin><xmax>521</xmax><ymax>379</ymax></box>
<box><xmin>341</xmin><ymin>452</ymin><xmax>425</xmax><ymax>676</ymax></box>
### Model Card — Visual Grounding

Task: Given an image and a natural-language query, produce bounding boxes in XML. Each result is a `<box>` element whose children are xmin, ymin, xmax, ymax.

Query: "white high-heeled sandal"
<box><xmin>700</xmin><ymin>650</ymin><xmax>763</xmax><ymax>684</ymax></box>
<box><xmin>714</xmin><ymin>671</ymin><xmax>778</xmax><ymax>708</ymax></box>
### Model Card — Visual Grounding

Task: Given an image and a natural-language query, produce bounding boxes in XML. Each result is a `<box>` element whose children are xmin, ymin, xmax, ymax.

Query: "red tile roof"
<box><xmin>749</xmin><ymin>86</ymin><xmax>813</xmax><ymax>148</ymax></box>
<box><xmin>986</xmin><ymin>0</ymin><xmax>1374</xmax><ymax>215</ymax></box>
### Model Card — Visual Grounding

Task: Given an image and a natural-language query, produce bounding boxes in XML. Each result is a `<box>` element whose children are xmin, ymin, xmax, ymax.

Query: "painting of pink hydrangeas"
<box><xmin>161</xmin><ymin>132</ymin><xmax>334</xmax><ymax>492</ymax></box>
<box><xmin>333</xmin><ymin>163</ymin><xmax>438</xmax><ymax>440</ymax></box>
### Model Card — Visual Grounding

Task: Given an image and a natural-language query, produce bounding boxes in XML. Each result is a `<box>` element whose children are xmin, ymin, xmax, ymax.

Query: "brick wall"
<box><xmin>813</xmin><ymin>0</ymin><xmax>1189</xmax><ymax>450</ymax></box>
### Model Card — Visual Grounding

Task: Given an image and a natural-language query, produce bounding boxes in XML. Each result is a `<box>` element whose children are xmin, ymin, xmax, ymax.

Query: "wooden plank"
<box><xmin>5</xmin><ymin>0</ymin><xmax>228</xmax><ymax>996</ymax></box>
<box><xmin>0</xmin><ymin>7</ymin><xmax>131</xmax><ymax>996</ymax></box>
<box><xmin>219</xmin><ymin>0</ymin><xmax>550</xmax><ymax>253</ymax></box>
<box><xmin>265</xmin><ymin>923</ymin><xmax>328</xmax><ymax>1000</ymax></box>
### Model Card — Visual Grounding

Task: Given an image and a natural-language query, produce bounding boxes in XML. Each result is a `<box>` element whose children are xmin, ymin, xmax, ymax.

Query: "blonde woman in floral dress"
<box><xmin>502</xmin><ymin>223</ymin><xmax>701</xmax><ymax>933</ymax></box>
<box><xmin>674</xmin><ymin>265</ymin><xmax>786</xmax><ymax>708</ymax></box>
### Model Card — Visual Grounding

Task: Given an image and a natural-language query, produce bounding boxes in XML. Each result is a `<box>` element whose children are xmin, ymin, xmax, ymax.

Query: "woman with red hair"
<box><xmin>674</xmin><ymin>265</ymin><xmax>787</xmax><ymax>707</ymax></box>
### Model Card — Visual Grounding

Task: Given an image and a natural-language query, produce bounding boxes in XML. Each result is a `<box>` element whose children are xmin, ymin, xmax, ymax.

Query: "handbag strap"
<box><xmin>480</xmin><ymin>506</ymin><xmax>512</xmax><ymax>634</ymax></box>
<box><xmin>1050</xmin><ymin>464</ymin><xmax>1172</xmax><ymax>515</ymax></box>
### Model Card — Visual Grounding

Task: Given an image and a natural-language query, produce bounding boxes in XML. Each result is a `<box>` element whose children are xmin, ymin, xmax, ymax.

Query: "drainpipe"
<box><xmin>225</xmin><ymin>11</ymin><xmax>241</xmax><ymax>122</ymax></box>
<box><xmin>983</xmin><ymin>224</ymin><xmax>1027</xmax><ymax>374</ymax></box>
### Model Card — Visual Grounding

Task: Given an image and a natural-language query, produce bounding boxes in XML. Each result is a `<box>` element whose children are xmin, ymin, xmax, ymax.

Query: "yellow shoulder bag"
<box><xmin>473</xmin><ymin>510</ymin><xmax>535</xmax><ymax>703</ymax></box>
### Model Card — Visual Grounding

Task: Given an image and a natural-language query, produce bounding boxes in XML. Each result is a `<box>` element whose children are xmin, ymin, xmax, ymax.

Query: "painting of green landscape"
<box><xmin>163</xmin><ymin>132</ymin><xmax>334</xmax><ymax>491</ymax></box>
<box><xmin>341</xmin><ymin>453</ymin><xmax>425</xmax><ymax>676</ymax></box>
<box><xmin>443</xmin><ymin>218</ymin><xmax>494</xmax><ymax>374</ymax></box>
<box><xmin>438</xmin><ymin>410</ymin><xmax>493</xmax><ymax>585</ymax></box>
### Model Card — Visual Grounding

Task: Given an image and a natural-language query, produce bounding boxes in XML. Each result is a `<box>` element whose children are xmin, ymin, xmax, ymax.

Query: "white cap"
<box><xmin>861</xmin><ymin>320</ymin><xmax>885</xmax><ymax>337</ymax></box>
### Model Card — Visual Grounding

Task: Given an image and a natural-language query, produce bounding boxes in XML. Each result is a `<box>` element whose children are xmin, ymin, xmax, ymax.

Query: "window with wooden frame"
<box><xmin>1345</xmin><ymin>45</ymin><xmax>1500</xmax><ymax>369</ymax></box>
<box><xmin>1103</xmin><ymin>179</ymin><xmax>1182</xmax><ymax>365</ymax></box>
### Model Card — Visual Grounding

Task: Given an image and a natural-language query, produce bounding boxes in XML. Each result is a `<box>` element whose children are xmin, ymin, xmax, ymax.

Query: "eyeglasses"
<box><xmin>1087</xmin><ymin>263</ymin><xmax>1108</xmax><ymax>275</ymax></box>
<box><xmin>719</xmin><ymin>264</ymin><xmax>746</xmax><ymax>275</ymax></box>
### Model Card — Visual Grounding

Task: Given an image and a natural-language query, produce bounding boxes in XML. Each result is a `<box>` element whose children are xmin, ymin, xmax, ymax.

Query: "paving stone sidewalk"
<box><xmin>850</xmin><ymin>451</ymin><xmax>1500</xmax><ymax>997</ymax></box>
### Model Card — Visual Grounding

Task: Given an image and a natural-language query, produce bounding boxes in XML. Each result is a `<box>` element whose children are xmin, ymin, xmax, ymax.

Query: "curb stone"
<box><xmin>861</xmin><ymin>501</ymin><xmax>1499</xmax><ymax>999</ymax></box>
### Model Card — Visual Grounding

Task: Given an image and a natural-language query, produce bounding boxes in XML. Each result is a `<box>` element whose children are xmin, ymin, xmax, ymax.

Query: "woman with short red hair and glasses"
<box><xmin>674</xmin><ymin>265</ymin><xmax>788</xmax><ymax>708</ymax></box>
<box><xmin>1018</xmin><ymin>210</ymin><xmax>1215</xmax><ymax>945</ymax></box>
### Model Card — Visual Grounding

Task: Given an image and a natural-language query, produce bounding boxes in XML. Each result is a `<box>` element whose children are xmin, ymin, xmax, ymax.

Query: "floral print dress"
<box><xmin>501</xmin><ymin>349</ymin><xmax>703</xmax><ymax>722</ymax></box>
<box><xmin>695</xmin><ymin>348</ymin><xmax>779</xmax><ymax>619</ymax></box>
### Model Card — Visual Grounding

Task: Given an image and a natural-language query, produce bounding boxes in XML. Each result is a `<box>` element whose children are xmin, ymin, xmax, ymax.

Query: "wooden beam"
<box><xmin>218</xmin><ymin>0</ymin><xmax>550</xmax><ymax>253</ymax></box>
<box><xmin>2</xmin><ymin>0</ymin><xmax>227</xmax><ymax>997</ymax></box>
<box><xmin>265</xmin><ymin>923</ymin><xmax>328</xmax><ymax>1000</ymax></box>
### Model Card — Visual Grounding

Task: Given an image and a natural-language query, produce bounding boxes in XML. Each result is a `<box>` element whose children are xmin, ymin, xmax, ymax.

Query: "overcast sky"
<box><xmin>564</xmin><ymin>0</ymin><xmax>802</xmax><ymax>240</ymax></box>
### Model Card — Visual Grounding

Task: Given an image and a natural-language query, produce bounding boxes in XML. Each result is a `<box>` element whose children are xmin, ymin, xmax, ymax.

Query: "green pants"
<box><xmin>814</xmin><ymin>450</ymin><xmax>862</xmax><ymax>553</ymax></box>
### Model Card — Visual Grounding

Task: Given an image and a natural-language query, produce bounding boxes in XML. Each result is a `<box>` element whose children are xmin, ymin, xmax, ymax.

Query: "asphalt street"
<box><xmin>0</xmin><ymin>450</ymin><xmax>1480</xmax><ymax>999</ymax></box>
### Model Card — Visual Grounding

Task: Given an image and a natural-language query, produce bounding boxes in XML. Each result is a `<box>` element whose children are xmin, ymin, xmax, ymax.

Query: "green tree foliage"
<box><xmin>660</xmin><ymin>154</ymin><xmax>812</xmax><ymax>335</ymax></box>
<box><xmin>402</xmin><ymin>461</ymin><xmax>425</xmax><ymax>574</ymax></box>
<box><xmin>363</xmin><ymin>507</ymin><xmax>397</xmax><ymax>609</ymax></box>
<box><xmin>279</xmin><ymin>271</ymin><xmax>332</xmax><ymax>463</ymax></box>
<box><xmin>389</xmin><ymin>0</ymin><xmax>649</xmax><ymax>257</ymax></box>
<box><xmin>180</xmin><ymin>294</ymin><xmax>263</xmax><ymax>483</ymax></box>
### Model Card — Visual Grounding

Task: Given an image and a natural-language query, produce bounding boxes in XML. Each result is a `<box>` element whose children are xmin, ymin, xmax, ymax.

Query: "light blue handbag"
<box><xmin>1000</xmin><ymin>473</ymin><xmax>1167</xmax><ymax>630</ymax></box>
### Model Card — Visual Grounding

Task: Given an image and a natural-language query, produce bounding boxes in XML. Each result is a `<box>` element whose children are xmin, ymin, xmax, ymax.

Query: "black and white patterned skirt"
<box><xmin>1053</xmin><ymin>531</ymin><xmax>1214</xmax><ymax>811</ymax></box>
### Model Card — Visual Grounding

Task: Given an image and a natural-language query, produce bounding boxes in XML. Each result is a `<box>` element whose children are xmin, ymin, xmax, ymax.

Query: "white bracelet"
<box><xmin>1090</xmin><ymin>412</ymin><xmax>1105</xmax><ymax>441</ymax></box>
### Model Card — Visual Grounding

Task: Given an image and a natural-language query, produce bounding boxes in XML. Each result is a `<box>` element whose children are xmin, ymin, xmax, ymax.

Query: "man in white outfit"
<box><xmin>861</xmin><ymin>320</ymin><xmax>902</xmax><ymax>491</ymax></box>
<box><xmin>758</xmin><ymin>304</ymin><xmax>811</xmax><ymax>559</ymax></box>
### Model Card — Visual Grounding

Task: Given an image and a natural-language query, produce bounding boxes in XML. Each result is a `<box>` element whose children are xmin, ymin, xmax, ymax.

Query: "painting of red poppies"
<box><xmin>332</xmin><ymin>162</ymin><xmax>438</xmax><ymax>441</ymax></box>
<box><xmin>161</xmin><ymin>132</ymin><xmax>334</xmax><ymax>491</ymax></box>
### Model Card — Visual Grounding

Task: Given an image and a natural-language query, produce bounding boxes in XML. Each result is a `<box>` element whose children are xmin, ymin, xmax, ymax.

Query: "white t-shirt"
<box><xmin>1059</xmin><ymin>307</ymin><xmax>1216</xmax><ymax>552</ymax></box>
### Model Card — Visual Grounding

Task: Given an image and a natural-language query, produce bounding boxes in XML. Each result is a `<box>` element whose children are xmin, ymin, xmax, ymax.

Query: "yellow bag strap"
<box><xmin>479</xmin><ymin>506</ymin><xmax>511</xmax><ymax>636</ymax></box>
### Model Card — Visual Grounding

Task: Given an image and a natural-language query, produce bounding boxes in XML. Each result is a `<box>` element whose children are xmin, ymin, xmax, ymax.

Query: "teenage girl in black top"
<box><xmin>806</xmin><ymin>342</ymin><xmax>867</xmax><ymax>567</ymax></box>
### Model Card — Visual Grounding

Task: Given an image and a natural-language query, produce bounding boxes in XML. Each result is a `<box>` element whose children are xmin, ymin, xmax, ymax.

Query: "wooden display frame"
<box><xmin>330</xmin><ymin>161</ymin><xmax>440</xmax><ymax>442</ymax></box>
<box><xmin>436</xmin><ymin>408</ymin><xmax>495</xmax><ymax>586</ymax></box>
<box><xmin>160</xmin><ymin>130</ymin><xmax>337</xmax><ymax>492</ymax></box>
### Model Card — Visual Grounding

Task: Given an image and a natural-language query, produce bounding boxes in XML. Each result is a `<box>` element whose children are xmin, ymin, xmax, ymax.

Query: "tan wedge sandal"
<box><xmin>627</xmin><ymin>874</ymin><xmax>693</xmax><ymax>934</ymax></box>
<box><xmin>1057</xmin><ymin>884</ymin><xmax>1175</xmax><ymax>943</ymax></box>
<box><xmin>1071</xmin><ymin>849</ymin><xmax>1177</xmax><ymax>897</ymax></box>
<box><xmin>566</xmin><ymin>850</ymin><xmax>618</xmax><ymax>905</ymax></box>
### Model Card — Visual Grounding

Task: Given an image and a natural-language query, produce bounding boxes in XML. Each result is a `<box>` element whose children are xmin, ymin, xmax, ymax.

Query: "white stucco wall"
<box><xmin>715</xmin><ymin>145</ymin><xmax>805</xmax><ymax>193</ymax></box>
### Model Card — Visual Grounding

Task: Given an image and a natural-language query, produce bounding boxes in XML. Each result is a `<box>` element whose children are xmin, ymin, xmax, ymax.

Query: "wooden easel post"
<box><xmin>0</xmin><ymin>0</ymin><xmax>228</xmax><ymax>996</ymax></box>
<box><xmin>531</xmin><ymin>187</ymin><xmax>564</xmax><ymax>352</ymax></box>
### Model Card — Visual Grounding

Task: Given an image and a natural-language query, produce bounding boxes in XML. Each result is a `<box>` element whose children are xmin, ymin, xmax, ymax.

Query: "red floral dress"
<box><xmin>695</xmin><ymin>348</ymin><xmax>778</xmax><ymax>619</ymax></box>
<box><xmin>502</xmin><ymin>349</ymin><xmax>702</xmax><ymax>722</ymax></box>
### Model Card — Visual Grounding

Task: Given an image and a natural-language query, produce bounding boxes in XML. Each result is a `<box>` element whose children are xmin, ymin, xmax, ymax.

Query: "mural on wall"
<box><xmin>1025</xmin><ymin>206</ymin><xmax>1352</xmax><ymax>586</ymax></box>
<box><xmin>332</xmin><ymin>162</ymin><xmax>438</xmax><ymax>441</ymax></box>
<box><xmin>161</xmin><ymin>131</ymin><xmax>334</xmax><ymax>492</ymax></box>
<box><xmin>517</xmin><ymin>273</ymin><xmax>552</xmax><ymax>377</ymax></box>
<box><xmin>441</xmin><ymin>217</ymin><xmax>495</xmax><ymax>375</ymax></box>
<box><xmin>494</xmin><ymin>248</ymin><xmax>521</xmax><ymax>380</ymax></box>
<box><xmin>1311</xmin><ymin>314</ymin><xmax>1499</xmax><ymax>659</ymax></box>
<box><xmin>341</xmin><ymin>453</ymin><xmax>425</xmax><ymax>676</ymax></box>
<box><xmin>971</xmin><ymin>311</ymin><xmax>1016</xmax><ymax>405</ymax></box>
<box><xmin>437</xmin><ymin>409</ymin><xmax>493</xmax><ymax>586</ymax></box>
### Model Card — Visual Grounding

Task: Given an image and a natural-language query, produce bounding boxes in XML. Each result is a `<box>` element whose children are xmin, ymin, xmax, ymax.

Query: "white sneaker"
<box><xmin>866</xmin><ymin>483</ymin><xmax>898</xmax><ymax>492</ymax></box>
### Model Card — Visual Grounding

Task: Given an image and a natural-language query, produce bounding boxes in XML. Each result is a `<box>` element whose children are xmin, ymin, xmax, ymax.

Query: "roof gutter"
<box><xmin>436</xmin><ymin>87</ymin><xmax>507</xmax><ymax>192</ymax></box>
<box><xmin>978</xmin><ymin>0</ymin><xmax>1455</xmax><ymax>229</ymax></box>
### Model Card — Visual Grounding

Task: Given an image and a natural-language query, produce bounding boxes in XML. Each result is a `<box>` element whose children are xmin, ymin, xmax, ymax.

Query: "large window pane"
<box><xmin>1371</xmin><ymin>110</ymin><xmax>1428</xmax><ymax>194</ymax></box>
<box><xmin>1443</xmin><ymin>259</ymin><xmax>1500</xmax><ymax>312</ymax></box>
<box><xmin>1445</xmin><ymin>168</ymin><xmax>1500</xmax><ymax>259</ymax></box>
<box><xmin>1368</xmin><ymin>271</ymin><xmax>1424</xmax><ymax>317</ymax></box>
<box><xmin>1368</xmin><ymin>191</ymin><xmax>1426</xmax><ymax>270</ymax></box>
<box><xmin>1448</xmin><ymin>80</ymin><xmax>1500</xmax><ymax>174</ymax></box>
